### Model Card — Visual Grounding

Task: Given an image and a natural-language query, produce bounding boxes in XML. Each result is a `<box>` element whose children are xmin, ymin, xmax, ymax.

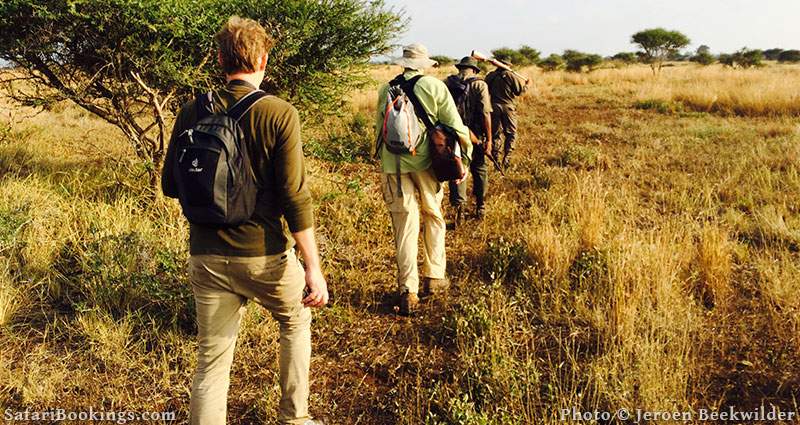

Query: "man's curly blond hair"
<box><xmin>214</xmin><ymin>16</ymin><xmax>274</xmax><ymax>74</ymax></box>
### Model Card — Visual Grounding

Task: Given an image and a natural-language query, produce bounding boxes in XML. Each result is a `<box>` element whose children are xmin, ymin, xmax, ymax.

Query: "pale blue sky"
<box><xmin>383</xmin><ymin>0</ymin><xmax>800</xmax><ymax>58</ymax></box>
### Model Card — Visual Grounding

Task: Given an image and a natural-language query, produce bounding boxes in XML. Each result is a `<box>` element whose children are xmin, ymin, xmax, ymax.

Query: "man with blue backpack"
<box><xmin>375</xmin><ymin>43</ymin><xmax>472</xmax><ymax>315</ymax></box>
<box><xmin>161</xmin><ymin>16</ymin><xmax>327</xmax><ymax>425</ymax></box>
<box><xmin>444</xmin><ymin>56</ymin><xmax>494</xmax><ymax>224</ymax></box>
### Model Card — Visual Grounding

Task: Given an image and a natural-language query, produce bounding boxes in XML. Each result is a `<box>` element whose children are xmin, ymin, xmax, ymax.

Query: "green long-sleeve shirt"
<box><xmin>162</xmin><ymin>80</ymin><xmax>313</xmax><ymax>256</ymax></box>
<box><xmin>375</xmin><ymin>69</ymin><xmax>471</xmax><ymax>174</ymax></box>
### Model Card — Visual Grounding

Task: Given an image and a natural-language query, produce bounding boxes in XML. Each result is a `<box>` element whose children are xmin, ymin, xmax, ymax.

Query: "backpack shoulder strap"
<box><xmin>389</xmin><ymin>74</ymin><xmax>407</xmax><ymax>87</ymax></box>
<box><xmin>196</xmin><ymin>91</ymin><xmax>215</xmax><ymax>120</ymax></box>
<box><xmin>226</xmin><ymin>90</ymin><xmax>268</xmax><ymax>122</ymax></box>
<box><xmin>401</xmin><ymin>75</ymin><xmax>435</xmax><ymax>130</ymax></box>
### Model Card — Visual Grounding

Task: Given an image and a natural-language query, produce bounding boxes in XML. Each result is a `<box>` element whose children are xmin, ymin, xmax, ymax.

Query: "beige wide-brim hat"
<box><xmin>392</xmin><ymin>43</ymin><xmax>438</xmax><ymax>70</ymax></box>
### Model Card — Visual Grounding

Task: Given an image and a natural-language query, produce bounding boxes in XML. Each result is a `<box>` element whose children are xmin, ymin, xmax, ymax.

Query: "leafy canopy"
<box><xmin>0</xmin><ymin>0</ymin><xmax>402</xmax><ymax>188</ymax></box>
<box><xmin>719</xmin><ymin>48</ymin><xmax>764</xmax><ymax>69</ymax></box>
<box><xmin>778</xmin><ymin>50</ymin><xmax>800</xmax><ymax>63</ymax></box>
<box><xmin>563</xmin><ymin>50</ymin><xmax>603</xmax><ymax>73</ymax></box>
<box><xmin>611</xmin><ymin>52</ymin><xmax>638</xmax><ymax>64</ymax></box>
<box><xmin>539</xmin><ymin>54</ymin><xmax>564</xmax><ymax>72</ymax></box>
<box><xmin>631</xmin><ymin>28</ymin><xmax>690</xmax><ymax>74</ymax></box>
<box><xmin>491</xmin><ymin>46</ymin><xmax>541</xmax><ymax>67</ymax></box>
<box><xmin>430</xmin><ymin>55</ymin><xmax>455</xmax><ymax>66</ymax></box>
<box><xmin>764</xmin><ymin>48</ymin><xmax>784</xmax><ymax>61</ymax></box>
<box><xmin>691</xmin><ymin>46</ymin><xmax>715</xmax><ymax>66</ymax></box>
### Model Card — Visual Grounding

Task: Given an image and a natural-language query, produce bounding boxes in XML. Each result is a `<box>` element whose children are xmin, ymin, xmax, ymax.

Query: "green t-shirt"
<box><xmin>375</xmin><ymin>69</ymin><xmax>471</xmax><ymax>174</ymax></box>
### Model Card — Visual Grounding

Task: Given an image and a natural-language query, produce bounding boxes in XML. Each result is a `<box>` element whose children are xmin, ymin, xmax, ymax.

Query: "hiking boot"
<box><xmin>454</xmin><ymin>205</ymin><xmax>463</xmax><ymax>229</ymax></box>
<box><xmin>422</xmin><ymin>277</ymin><xmax>450</xmax><ymax>295</ymax></box>
<box><xmin>399</xmin><ymin>292</ymin><xmax>419</xmax><ymax>316</ymax></box>
<box><xmin>502</xmin><ymin>156</ymin><xmax>511</xmax><ymax>170</ymax></box>
<box><xmin>475</xmin><ymin>207</ymin><xmax>485</xmax><ymax>220</ymax></box>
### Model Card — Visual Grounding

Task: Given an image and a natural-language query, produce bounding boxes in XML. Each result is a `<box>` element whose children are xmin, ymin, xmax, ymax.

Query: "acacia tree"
<box><xmin>517</xmin><ymin>45</ymin><xmax>541</xmax><ymax>66</ymax></box>
<box><xmin>491</xmin><ymin>45</ymin><xmax>540</xmax><ymax>67</ymax></box>
<box><xmin>611</xmin><ymin>52</ymin><xmax>638</xmax><ymax>65</ymax></box>
<box><xmin>631</xmin><ymin>28</ymin><xmax>690</xmax><ymax>75</ymax></box>
<box><xmin>491</xmin><ymin>47</ymin><xmax>524</xmax><ymax>66</ymax></box>
<box><xmin>691</xmin><ymin>45</ymin><xmax>715</xmax><ymax>65</ymax></box>
<box><xmin>539</xmin><ymin>54</ymin><xmax>564</xmax><ymax>72</ymax></box>
<box><xmin>0</xmin><ymin>0</ymin><xmax>402</xmax><ymax>191</ymax></box>
<box><xmin>563</xmin><ymin>50</ymin><xmax>603</xmax><ymax>73</ymax></box>
<box><xmin>719</xmin><ymin>48</ymin><xmax>765</xmax><ymax>69</ymax></box>
<box><xmin>778</xmin><ymin>50</ymin><xmax>800</xmax><ymax>63</ymax></box>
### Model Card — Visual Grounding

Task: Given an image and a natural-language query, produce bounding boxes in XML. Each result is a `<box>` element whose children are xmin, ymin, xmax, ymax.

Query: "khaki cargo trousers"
<box><xmin>188</xmin><ymin>249</ymin><xmax>311</xmax><ymax>425</ymax></box>
<box><xmin>380</xmin><ymin>168</ymin><xmax>447</xmax><ymax>294</ymax></box>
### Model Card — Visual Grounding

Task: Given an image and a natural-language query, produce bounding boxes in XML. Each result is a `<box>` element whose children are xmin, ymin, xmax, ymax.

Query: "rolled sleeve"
<box><xmin>274</xmin><ymin>106</ymin><xmax>314</xmax><ymax>233</ymax></box>
<box><xmin>478</xmin><ymin>82</ymin><xmax>493</xmax><ymax>115</ymax></box>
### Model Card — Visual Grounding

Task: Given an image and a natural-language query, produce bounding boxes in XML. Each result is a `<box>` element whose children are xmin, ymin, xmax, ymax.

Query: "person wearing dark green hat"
<box><xmin>445</xmin><ymin>56</ymin><xmax>493</xmax><ymax>224</ymax></box>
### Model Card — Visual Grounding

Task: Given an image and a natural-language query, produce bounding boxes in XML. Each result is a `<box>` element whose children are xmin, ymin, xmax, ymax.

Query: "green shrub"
<box><xmin>719</xmin><ymin>48</ymin><xmax>765</xmax><ymax>68</ymax></box>
<box><xmin>555</xmin><ymin>145</ymin><xmax>600</xmax><ymax>169</ymax></box>
<box><xmin>484</xmin><ymin>237</ymin><xmax>531</xmax><ymax>283</ymax></box>
<box><xmin>431</xmin><ymin>55</ymin><xmax>456</xmax><ymax>66</ymax></box>
<box><xmin>55</xmin><ymin>230</ymin><xmax>193</xmax><ymax>330</ymax></box>
<box><xmin>611</xmin><ymin>52</ymin><xmax>638</xmax><ymax>64</ymax></box>
<box><xmin>491</xmin><ymin>46</ymin><xmax>540</xmax><ymax>67</ymax></box>
<box><xmin>764</xmin><ymin>48</ymin><xmax>784</xmax><ymax>61</ymax></box>
<box><xmin>306</xmin><ymin>112</ymin><xmax>373</xmax><ymax>163</ymax></box>
<box><xmin>563</xmin><ymin>50</ymin><xmax>603</xmax><ymax>73</ymax></box>
<box><xmin>539</xmin><ymin>54</ymin><xmax>564</xmax><ymax>72</ymax></box>
<box><xmin>778</xmin><ymin>50</ymin><xmax>800</xmax><ymax>63</ymax></box>
<box><xmin>634</xmin><ymin>99</ymin><xmax>684</xmax><ymax>114</ymax></box>
<box><xmin>568</xmin><ymin>248</ymin><xmax>608</xmax><ymax>291</ymax></box>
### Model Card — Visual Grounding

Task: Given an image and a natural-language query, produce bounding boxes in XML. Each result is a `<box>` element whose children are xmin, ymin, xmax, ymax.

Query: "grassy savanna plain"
<box><xmin>1</xmin><ymin>62</ymin><xmax>799</xmax><ymax>424</ymax></box>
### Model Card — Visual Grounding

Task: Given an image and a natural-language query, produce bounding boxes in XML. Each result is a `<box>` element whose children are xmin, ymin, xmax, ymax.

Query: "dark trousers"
<box><xmin>449</xmin><ymin>144</ymin><xmax>488</xmax><ymax>210</ymax></box>
<box><xmin>490</xmin><ymin>103</ymin><xmax>518</xmax><ymax>159</ymax></box>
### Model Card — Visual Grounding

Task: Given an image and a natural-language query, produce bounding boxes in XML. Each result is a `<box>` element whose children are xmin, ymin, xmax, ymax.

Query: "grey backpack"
<box><xmin>375</xmin><ymin>75</ymin><xmax>425</xmax><ymax>195</ymax></box>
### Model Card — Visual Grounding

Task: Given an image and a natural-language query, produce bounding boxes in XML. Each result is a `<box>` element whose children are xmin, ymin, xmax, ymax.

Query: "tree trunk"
<box><xmin>152</xmin><ymin>150</ymin><xmax>165</xmax><ymax>194</ymax></box>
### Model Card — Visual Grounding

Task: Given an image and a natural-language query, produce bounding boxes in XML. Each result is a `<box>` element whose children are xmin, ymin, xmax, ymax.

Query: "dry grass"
<box><xmin>1</xmin><ymin>62</ymin><xmax>799</xmax><ymax>423</ymax></box>
<box><xmin>694</xmin><ymin>224</ymin><xmax>734</xmax><ymax>307</ymax></box>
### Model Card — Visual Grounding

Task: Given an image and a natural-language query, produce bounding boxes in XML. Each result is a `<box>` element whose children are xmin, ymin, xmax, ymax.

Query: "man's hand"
<box><xmin>485</xmin><ymin>140</ymin><xmax>493</xmax><ymax>156</ymax></box>
<box><xmin>302</xmin><ymin>265</ymin><xmax>328</xmax><ymax>308</ymax></box>
<box><xmin>469</xmin><ymin>130</ymin><xmax>481</xmax><ymax>145</ymax></box>
<box><xmin>292</xmin><ymin>227</ymin><xmax>328</xmax><ymax>308</ymax></box>
<box><xmin>454</xmin><ymin>168</ymin><xmax>469</xmax><ymax>185</ymax></box>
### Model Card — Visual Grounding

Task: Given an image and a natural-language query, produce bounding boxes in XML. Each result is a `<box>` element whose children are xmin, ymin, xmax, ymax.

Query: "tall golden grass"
<box><xmin>1</xmin><ymin>62</ymin><xmax>799</xmax><ymax>423</ymax></box>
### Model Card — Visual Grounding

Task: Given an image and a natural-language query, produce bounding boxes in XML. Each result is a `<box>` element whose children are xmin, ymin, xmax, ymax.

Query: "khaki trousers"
<box><xmin>380</xmin><ymin>168</ymin><xmax>447</xmax><ymax>294</ymax></box>
<box><xmin>188</xmin><ymin>249</ymin><xmax>311</xmax><ymax>425</ymax></box>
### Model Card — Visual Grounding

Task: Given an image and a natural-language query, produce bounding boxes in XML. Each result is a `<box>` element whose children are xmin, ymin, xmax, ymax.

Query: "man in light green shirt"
<box><xmin>374</xmin><ymin>43</ymin><xmax>472</xmax><ymax>315</ymax></box>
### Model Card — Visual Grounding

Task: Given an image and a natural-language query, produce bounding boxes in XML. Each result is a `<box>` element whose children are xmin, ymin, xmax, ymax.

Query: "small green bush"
<box><xmin>306</xmin><ymin>113</ymin><xmax>374</xmax><ymax>163</ymax></box>
<box><xmin>555</xmin><ymin>145</ymin><xmax>600</xmax><ymax>169</ymax></box>
<box><xmin>484</xmin><ymin>237</ymin><xmax>531</xmax><ymax>283</ymax></box>
<box><xmin>539</xmin><ymin>54</ymin><xmax>564</xmax><ymax>72</ymax></box>
<box><xmin>634</xmin><ymin>99</ymin><xmax>684</xmax><ymax>114</ymax></box>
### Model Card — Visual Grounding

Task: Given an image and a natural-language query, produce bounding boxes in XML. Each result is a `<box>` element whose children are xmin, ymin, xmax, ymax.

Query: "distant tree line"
<box><xmin>431</xmin><ymin>30</ymin><xmax>800</xmax><ymax>76</ymax></box>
